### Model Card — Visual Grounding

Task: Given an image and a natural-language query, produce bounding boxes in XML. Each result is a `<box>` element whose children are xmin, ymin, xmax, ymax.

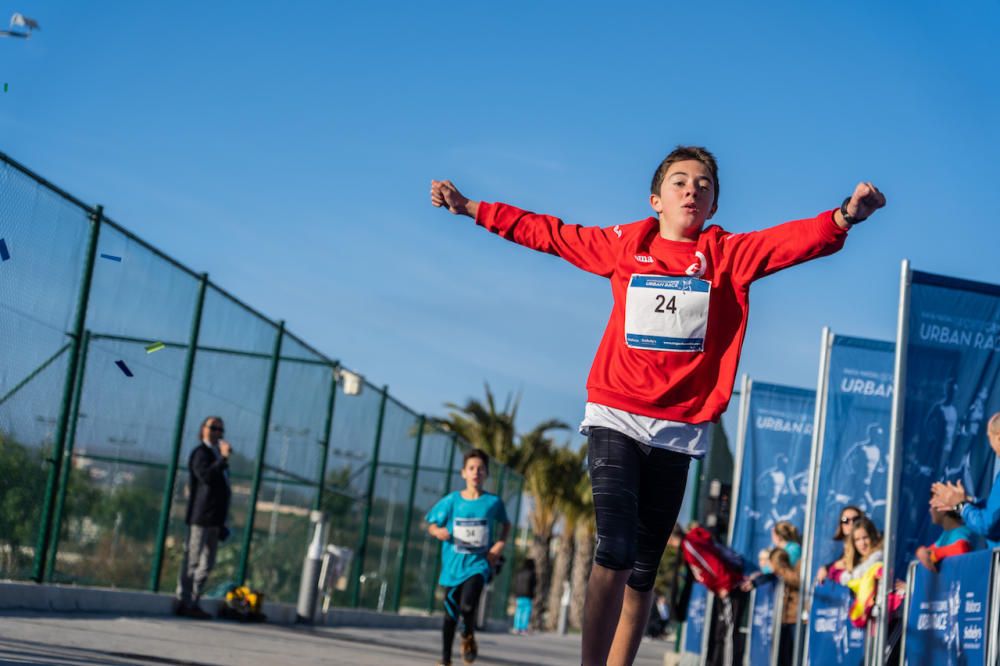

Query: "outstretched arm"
<box><xmin>725</xmin><ymin>181</ymin><xmax>887</xmax><ymax>284</ymax></box>
<box><xmin>429</xmin><ymin>179</ymin><xmax>618</xmax><ymax>276</ymax></box>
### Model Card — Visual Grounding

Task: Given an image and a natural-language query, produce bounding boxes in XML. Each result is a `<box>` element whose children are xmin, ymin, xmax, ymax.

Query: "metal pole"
<box><xmin>236</xmin><ymin>320</ymin><xmax>285</xmax><ymax>586</ymax></box>
<box><xmin>986</xmin><ymin>549</ymin><xmax>1000</xmax><ymax>665</ymax></box>
<box><xmin>350</xmin><ymin>384</ymin><xmax>389</xmax><ymax>608</ymax></box>
<box><xmin>391</xmin><ymin>415</ymin><xmax>425</xmax><ymax>612</ymax></box>
<box><xmin>690</xmin><ymin>456</ymin><xmax>704</xmax><ymax>524</ymax></box>
<box><xmin>793</xmin><ymin>326</ymin><xmax>833</xmax><ymax>664</ymax></box>
<box><xmin>700</xmin><ymin>593</ymin><xmax>714</xmax><ymax>666</ymax></box>
<box><xmin>874</xmin><ymin>259</ymin><xmax>912</xmax><ymax>664</ymax></box>
<box><xmin>32</xmin><ymin>204</ymin><xmax>102</xmax><ymax>582</ymax></box>
<box><xmin>427</xmin><ymin>432</ymin><xmax>459</xmax><ymax>613</ymax></box>
<box><xmin>490</xmin><ymin>465</ymin><xmax>509</xmax><ymax>619</ymax></box>
<box><xmin>727</xmin><ymin>374</ymin><xmax>752</xmax><ymax>546</ymax></box>
<box><xmin>45</xmin><ymin>330</ymin><xmax>92</xmax><ymax>581</ymax></box>
<box><xmin>497</xmin><ymin>472</ymin><xmax>522</xmax><ymax>620</ymax></box>
<box><xmin>149</xmin><ymin>272</ymin><xmax>208</xmax><ymax>592</ymax></box>
<box><xmin>769</xmin><ymin>581</ymin><xmax>786</xmax><ymax>666</ymax></box>
<box><xmin>312</xmin><ymin>367</ymin><xmax>339</xmax><ymax>512</ymax></box>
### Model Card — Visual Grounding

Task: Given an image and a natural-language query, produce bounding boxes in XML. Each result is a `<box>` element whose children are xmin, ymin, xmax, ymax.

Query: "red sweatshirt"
<box><xmin>475</xmin><ymin>202</ymin><xmax>848</xmax><ymax>423</ymax></box>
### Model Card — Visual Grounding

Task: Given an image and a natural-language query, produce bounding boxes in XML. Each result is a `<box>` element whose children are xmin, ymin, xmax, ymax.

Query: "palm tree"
<box><xmin>439</xmin><ymin>384</ymin><xmax>567</xmax><ymax>472</ymax></box>
<box><xmin>545</xmin><ymin>443</ymin><xmax>588</xmax><ymax>631</ymax></box>
<box><xmin>568</xmin><ymin>446</ymin><xmax>594</xmax><ymax>630</ymax></box>
<box><xmin>523</xmin><ymin>442</ymin><xmax>561</xmax><ymax>630</ymax></box>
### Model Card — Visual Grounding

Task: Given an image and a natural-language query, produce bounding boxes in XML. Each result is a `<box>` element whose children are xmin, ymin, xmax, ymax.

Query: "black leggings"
<box><xmin>588</xmin><ymin>426</ymin><xmax>691</xmax><ymax>591</ymax></box>
<box><xmin>442</xmin><ymin>573</ymin><xmax>485</xmax><ymax>662</ymax></box>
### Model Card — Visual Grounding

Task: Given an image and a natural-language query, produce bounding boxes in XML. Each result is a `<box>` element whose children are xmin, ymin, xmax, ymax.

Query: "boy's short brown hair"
<box><xmin>463</xmin><ymin>448</ymin><xmax>490</xmax><ymax>473</ymax></box>
<box><xmin>650</xmin><ymin>146</ymin><xmax>720</xmax><ymax>207</ymax></box>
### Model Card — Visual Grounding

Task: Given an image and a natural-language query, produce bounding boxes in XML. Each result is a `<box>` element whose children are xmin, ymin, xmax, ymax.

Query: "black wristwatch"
<box><xmin>840</xmin><ymin>197</ymin><xmax>864</xmax><ymax>226</ymax></box>
<box><xmin>955</xmin><ymin>501</ymin><xmax>967</xmax><ymax>514</ymax></box>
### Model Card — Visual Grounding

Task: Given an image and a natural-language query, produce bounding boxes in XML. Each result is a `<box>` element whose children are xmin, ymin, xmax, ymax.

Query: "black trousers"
<box><xmin>706</xmin><ymin>589</ymin><xmax>749</xmax><ymax>666</ymax></box>
<box><xmin>441</xmin><ymin>574</ymin><xmax>485</xmax><ymax>663</ymax></box>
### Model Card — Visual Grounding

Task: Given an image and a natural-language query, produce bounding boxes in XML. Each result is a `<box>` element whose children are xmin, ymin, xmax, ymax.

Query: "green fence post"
<box><xmin>349</xmin><ymin>384</ymin><xmax>388</xmax><ymax>608</ymax></box>
<box><xmin>494</xmin><ymin>469</ymin><xmax>518</xmax><ymax>620</ymax></box>
<box><xmin>149</xmin><ymin>272</ymin><xmax>208</xmax><ymax>592</ymax></box>
<box><xmin>44</xmin><ymin>330</ymin><xmax>91</xmax><ymax>581</ymax></box>
<box><xmin>426</xmin><ymin>432</ymin><xmax>459</xmax><ymax>613</ymax></box>
<box><xmin>312</xmin><ymin>366</ymin><xmax>339</xmax><ymax>512</ymax></box>
<box><xmin>32</xmin><ymin>204</ymin><xmax>102</xmax><ymax>583</ymax></box>
<box><xmin>391</xmin><ymin>414</ymin><xmax>425</xmax><ymax>612</ymax></box>
<box><xmin>236</xmin><ymin>320</ymin><xmax>285</xmax><ymax>586</ymax></box>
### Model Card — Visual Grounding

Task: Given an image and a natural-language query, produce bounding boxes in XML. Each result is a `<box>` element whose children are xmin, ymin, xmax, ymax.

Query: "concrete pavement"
<box><xmin>0</xmin><ymin>611</ymin><xmax>674</xmax><ymax>665</ymax></box>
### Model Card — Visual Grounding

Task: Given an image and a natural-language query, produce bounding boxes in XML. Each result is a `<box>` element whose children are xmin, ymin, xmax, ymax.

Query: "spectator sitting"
<box><xmin>916</xmin><ymin>503</ymin><xmax>973</xmax><ymax>573</ymax></box>
<box><xmin>815</xmin><ymin>505</ymin><xmax>864</xmax><ymax>585</ymax></box>
<box><xmin>931</xmin><ymin>412</ymin><xmax>1000</xmax><ymax>549</ymax></box>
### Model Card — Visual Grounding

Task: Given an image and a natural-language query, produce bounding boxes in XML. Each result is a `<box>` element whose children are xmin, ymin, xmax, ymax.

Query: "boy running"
<box><xmin>426</xmin><ymin>448</ymin><xmax>511</xmax><ymax>665</ymax></box>
<box><xmin>430</xmin><ymin>146</ymin><xmax>885</xmax><ymax>666</ymax></box>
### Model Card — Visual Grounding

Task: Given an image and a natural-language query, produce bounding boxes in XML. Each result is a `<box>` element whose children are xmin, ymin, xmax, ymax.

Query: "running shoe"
<box><xmin>461</xmin><ymin>633</ymin><xmax>477</xmax><ymax>664</ymax></box>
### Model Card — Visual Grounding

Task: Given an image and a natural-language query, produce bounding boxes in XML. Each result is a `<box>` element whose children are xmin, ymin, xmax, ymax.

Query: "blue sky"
<box><xmin>3</xmin><ymin>1</ymin><xmax>999</xmax><ymax>449</ymax></box>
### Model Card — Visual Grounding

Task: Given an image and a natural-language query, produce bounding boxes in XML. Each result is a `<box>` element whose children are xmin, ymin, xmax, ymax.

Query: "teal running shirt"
<box><xmin>426</xmin><ymin>491</ymin><xmax>509</xmax><ymax>586</ymax></box>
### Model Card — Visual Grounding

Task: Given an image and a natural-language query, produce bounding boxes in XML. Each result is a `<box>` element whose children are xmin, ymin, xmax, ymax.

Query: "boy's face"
<box><xmin>462</xmin><ymin>457</ymin><xmax>487</xmax><ymax>490</ymax></box>
<box><xmin>649</xmin><ymin>159</ymin><xmax>717</xmax><ymax>237</ymax></box>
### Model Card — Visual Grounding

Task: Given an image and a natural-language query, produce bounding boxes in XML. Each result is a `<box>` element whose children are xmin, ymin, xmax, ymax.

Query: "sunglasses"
<box><xmin>840</xmin><ymin>515</ymin><xmax>861</xmax><ymax>524</ymax></box>
<box><xmin>209</xmin><ymin>425</ymin><xmax>225</xmax><ymax>433</ymax></box>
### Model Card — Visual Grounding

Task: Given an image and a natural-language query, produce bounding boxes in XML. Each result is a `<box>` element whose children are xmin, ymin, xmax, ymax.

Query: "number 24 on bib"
<box><xmin>624</xmin><ymin>275</ymin><xmax>710</xmax><ymax>352</ymax></box>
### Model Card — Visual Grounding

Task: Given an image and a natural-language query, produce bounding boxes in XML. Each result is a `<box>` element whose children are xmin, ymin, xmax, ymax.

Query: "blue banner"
<box><xmin>807</xmin><ymin>583</ymin><xmax>865</xmax><ymax>666</ymax></box>
<box><xmin>810</xmin><ymin>336</ymin><xmax>894</xmax><ymax>581</ymax></box>
<box><xmin>683</xmin><ymin>582</ymin><xmax>708</xmax><ymax>655</ymax></box>
<box><xmin>894</xmin><ymin>271</ymin><xmax>1000</xmax><ymax>574</ymax></box>
<box><xmin>732</xmin><ymin>382</ymin><xmax>816</xmax><ymax>562</ymax></box>
<box><xmin>904</xmin><ymin>550</ymin><xmax>992</xmax><ymax>666</ymax></box>
<box><xmin>748</xmin><ymin>578</ymin><xmax>777</xmax><ymax>666</ymax></box>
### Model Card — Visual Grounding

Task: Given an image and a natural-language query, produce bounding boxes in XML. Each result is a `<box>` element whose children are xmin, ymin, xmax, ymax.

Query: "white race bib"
<box><xmin>453</xmin><ymin>518</ymin><xmax>489</xmax><ymax>554</ymax></box>
<box><xmin>624</xmin><ymin>275</ymin><xmax>710</xmax><ymax>352</ymax></box>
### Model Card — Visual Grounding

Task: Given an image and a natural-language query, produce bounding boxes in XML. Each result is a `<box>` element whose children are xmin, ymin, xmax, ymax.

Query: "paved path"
<box><xmin>0</xmin><ymin>612</ymin><xmax>673</xmax><ymax>665</ymax></box>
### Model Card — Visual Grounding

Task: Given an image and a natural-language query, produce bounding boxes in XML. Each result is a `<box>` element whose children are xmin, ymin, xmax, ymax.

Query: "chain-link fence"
<box><xmin>0</xmin><ymin>151</ymin><xmax>524</xmax><ymax>620</ymax></box>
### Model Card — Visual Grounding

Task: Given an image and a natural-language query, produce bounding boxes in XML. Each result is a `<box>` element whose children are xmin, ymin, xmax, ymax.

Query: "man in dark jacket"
<box><xmin>175</xmin><ymin>416</ymin><xmax>232</xmax><ymax>618</ymax></box>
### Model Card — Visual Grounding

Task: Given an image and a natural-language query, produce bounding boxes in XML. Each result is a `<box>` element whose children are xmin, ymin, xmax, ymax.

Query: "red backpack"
<box><xmin>681</xmin><ymin>526</ymin><xmax>745</xmax><ymax>595</ymax></box>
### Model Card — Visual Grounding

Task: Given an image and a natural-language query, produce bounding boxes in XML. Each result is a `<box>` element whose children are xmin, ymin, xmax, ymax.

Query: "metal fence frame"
<box><xmin>0</xmin><ymin>150</ymin><xmax>524</xmax><ymax>619</ymax></box>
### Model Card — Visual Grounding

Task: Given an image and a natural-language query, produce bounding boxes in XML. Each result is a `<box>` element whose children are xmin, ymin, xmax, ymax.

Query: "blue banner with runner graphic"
<box><xmin>903</xmin><ymin>549</ymin><xmax>992</xmax><ymax>666</ymax></box>
<box><xmin>810</xmin><ymin>336</ymin><xmax>894</xmax><ymax>581</ymax></box>
<box><xmin>732</xmin><ymin>382</ymin><xmax>816</xmax><ymax>562</ymax></box>
<box><xmin>894</xmin><ymin>271</ymin><xmax>1000</xmax><ymax>574</ymax></box>
<box><xmin>748</xmin><ymin>577</ymin><xmax>777</xmax><ymax>666</ymax></box>
<box><xmin>808</xmin><ymin>583</ymin><xmax>865</xmax><ymax>666</ymax></box>
<box><xmin>683</xmin><ymin>582</ymin><xmax>708</xmax><ymax>655</ymax></box>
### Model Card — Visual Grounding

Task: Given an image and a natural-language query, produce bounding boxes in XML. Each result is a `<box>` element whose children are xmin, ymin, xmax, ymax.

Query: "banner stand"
<box><xmin>744</xmin><ymin>588</ymin><xmax>756</xmax><ymax>666</ymax></box>
<box><xmin>876</xmin><ymin>259</ymin><xmax>912</xmax><ymax>664</ymax></box>
<box><xmin>989</xmin><ymin>550</ymin><xmax>1000</xmax><ymax>665</ymax></box>
<box><xmin>795</xmin><ymin>327</ymin><xmax>833</xmax><ymax>665</ymax></box>
<box><xmin>898</xmin><ymin>561</ymin><xmax>916</xmax><ymax>663</ymax></box>
<box><xmin>770</xmin><ymin>580</ymin><xmax>786</xmax><ymax>666</ymax></box>
<box><xmin>701</xmin><ymin>592</ymin><xmax>714</xmax><ymax>666</ymax></box>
